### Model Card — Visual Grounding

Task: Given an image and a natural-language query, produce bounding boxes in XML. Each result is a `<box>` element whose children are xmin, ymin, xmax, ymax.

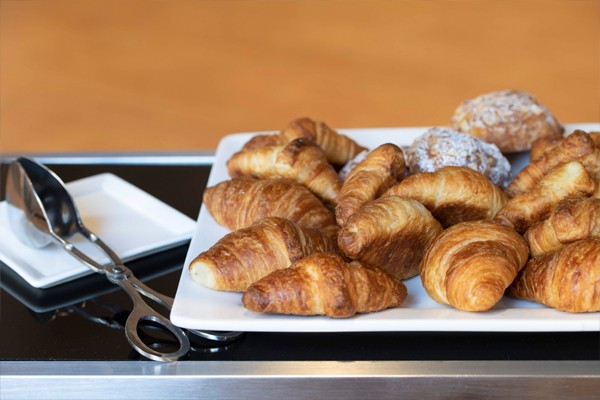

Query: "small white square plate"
<box><xmin>171</xmin><ymin>123</ymin><xmax>600</xmax><ymax>332</ymax></box>
<box><xmin>0</xmin><ymin>173</ymin><xmax>196</xmax><ymax>288</ymax></box>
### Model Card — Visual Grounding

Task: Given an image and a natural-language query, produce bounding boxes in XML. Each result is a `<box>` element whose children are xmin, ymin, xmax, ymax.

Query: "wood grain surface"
<box><xmin>1</xmin><ymin>0</ymin><xmax>598</xmax><ymax>153</ymax></box>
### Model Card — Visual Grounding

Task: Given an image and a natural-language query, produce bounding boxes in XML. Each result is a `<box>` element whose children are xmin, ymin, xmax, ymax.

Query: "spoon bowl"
<box><xmin>5</xmin><ymin>158</ymin><xmax>55</xmax><ymax>248</ymax></box>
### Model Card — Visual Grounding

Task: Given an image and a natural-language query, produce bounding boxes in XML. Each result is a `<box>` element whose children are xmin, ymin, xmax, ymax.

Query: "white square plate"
<box><xmin>0</xmin><ymin>173</ymin><xmax>196</xmax><ymax>288</ymax></box>
<box><xmin>171</xmin><ymin>123</ymin><xmax>600</xmax><ymax>332</ymax></box>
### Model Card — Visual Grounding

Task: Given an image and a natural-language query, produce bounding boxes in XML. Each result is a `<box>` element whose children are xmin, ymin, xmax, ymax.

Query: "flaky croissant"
<box><xmin>189</xmin><ymin>217</ymin><xmax>338</xmax><ymax>291</ymax></box>
<box><xmin>226</xmin><ymin>138</ymin><xmax>342</xmax><ymax>205</ymax></box>
<box><xmin>383</xmin><ymin>166</ymin><xmax>507</xmax><ymax>228</ymax></box>
<box><xmin>420</xmin><ymin>220</ymin><xmax>529</xmax><ymax>312</ymax></box>
<box><xmin>507</xmin><ymin>238</ymin><xmax>600</xmax><ymax>313</ymax></box>
<box><xmin>242</xmin><ymin>252</ymin><xmax>407</xmax><ymax>318</ymax></box>
<box><xmin>584</xmin><ymin>132</ymin><xmax>600</xmax><ymax>197</ymax></box>
<box><xmin>241</xmin><ymin>134</ymin><xmax>285</xmax><ymax>152</ymax></box>
<box><xmin>524</xmin><ymin>197</ymin><xmax>600</xmax><ymax>256</ymax></box>
<box><xmin>530</xmin><ymin>135</ymin><xmax>565</xmax><ymax>162</ymax></box>
<box><xmin>280</xmin><ymin>117</ymin><xmax>367</xmax><ymax>167</ymax></box>
<box><xmin>505</xmin><ymin>130</ymin><xmax>595</xmax><ymax>197</ymax></box>
<box><xmin>338</xmin><ymin>196</ymin><xmax>443</xmax><ymax>280</ymax></box>
<box><xmin>581</xmin><ymin>146</ymin><xmax>600</xmax><ymax>181</ymax></box>
<box><xmin>335</xmin><ymin>143</ymin><xmax>407</xmax><ymax>226</ymax></box>
<box><xmin>203</xmin><ymin>178</ymin><xmax>335</xmax><ymax>231</ymax></box>
<box><xmin>494</xmin><ymin>161</ymin><xmax>596</xmax><ymax>234</ymax></box>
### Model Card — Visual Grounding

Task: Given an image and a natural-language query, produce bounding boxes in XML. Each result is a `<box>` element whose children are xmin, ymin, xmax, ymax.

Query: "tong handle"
<box><xmin>78</xmin><ymin>224</ymin><xmax>124</xmax><ymax>266</ymax></box>
<box><xmin>49</xmin><ymin>224</ymin><xmax>120</xmax><ymax>275</ymax></box>
<box><xmin>106</xmin><ymin>265</ymin><xmax>190</xmax><ymax>362</ymax></box>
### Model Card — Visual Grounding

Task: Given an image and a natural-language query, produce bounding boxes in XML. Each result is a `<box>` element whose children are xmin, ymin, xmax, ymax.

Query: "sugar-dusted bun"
<box><xmin>404</xmin><ymin>127</ymin><xmax>512</xmax><ymax>188</ymax></box>
<box><xmin>450</xmin><ymin>90</ymin><xmax>563</xmax><ymax>153</ymax></box>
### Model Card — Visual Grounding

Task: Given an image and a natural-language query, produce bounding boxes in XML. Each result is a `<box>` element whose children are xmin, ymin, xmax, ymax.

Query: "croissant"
<box><xmin>280</xmin><ymin>117</ymin><xmax>367</xmax><ymax>167</ymax></box>
<box><xmin>338</xmin><ymin>196</ymin><xmax>443</xmax><ymax>280</ymax></box>
<box><xmin>241</xmin><ymin>134</ymin><xmax>285</xmax><ymax>152</ymax></box>
<box><xmin>524</xmin><ymin>197</ymin><xmax>600</xmax><ymax>256</ymax></box>
<box><xmin>242</xmin><ymin>252</ymin><xmax>407</xmax><ymax>318</ymax></box>
<box><xmin>335</xmin><ymin>143</ymin><xmax>407</xmax><ymax>226</ymax></box>
<box><xmin>203</xmin><ymin>178</ymin><xmax>335</xmax><ymax>231</ymax></box>
<box><xmin>505</xmin><ymin>130</ymin><xmax>595</xmax><ymax>197</ymax></box>
<box><xmin>530</xmin><ymin>135</ymin><xmax>564</xmax><ymax>162</ymax></box>
<box><xmin>494</xmin><ymin>161</ymin><xmax>596</xmax><ymax>234</ymax></box>
<box><xmin>581</xmin><ymin>146</ymin><xmax>600</xmax><ymax>181</ymax></box>
<box><xmin>507</xmin><ymin>238</ymin><xmax>600</xmax><ymax>313</ymax></box>
<box><xmin>189</xmin><ymin>217</ymin><xmax>338</xmax><ymax>291</ymax></box>
<box><xmin>226</xmin><ymin>138</ymin><xmax>343</xmax><ymax>205</ymax></box>
<box><xmin>420</xmin><ymin>220</ymin><xmax>529</xmax><ymax>312</ymax></box>
<box><xmin>383</xmin><ymin>166</ymin><xmax>507</xmax><ymax>228</ymax></box>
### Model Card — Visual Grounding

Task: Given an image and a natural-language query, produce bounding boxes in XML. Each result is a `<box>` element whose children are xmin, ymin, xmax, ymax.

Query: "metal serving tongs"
<box><xmin>5</xmin><ymin>157</ymin><xmax>242</xmax><ymax>362</ymax></box>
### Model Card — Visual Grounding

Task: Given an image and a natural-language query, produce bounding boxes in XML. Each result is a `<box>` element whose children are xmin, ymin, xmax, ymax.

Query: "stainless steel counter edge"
<box><xmin>1</xmin><ymin>360</ymin><xmax>599</xmax><ymax>400</ymax></box>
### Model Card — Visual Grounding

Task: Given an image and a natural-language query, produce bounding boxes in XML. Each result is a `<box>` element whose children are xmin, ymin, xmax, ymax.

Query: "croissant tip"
<box><xmin>242</xmin><ymin>285</ymin><xmax>272</xmax><ymax>313</ymax></box>
<box><xmin>455</xmin><ymin>282</ymin><xmax>506</xmax><ymax>312</ymax></box>
<box><xmin>189</xmin><ymin>258</ymin><xmax>219</xmax><ymax>290</ymax></box>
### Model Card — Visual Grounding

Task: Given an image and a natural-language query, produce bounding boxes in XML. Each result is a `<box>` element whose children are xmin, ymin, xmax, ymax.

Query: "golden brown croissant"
<box><xmin>242</xmin><ymin>252</ymin><xmax>407</xmax><ymax>318</ymax></box>
<box><xmin>241</xmin><ymin>134</ymin><xmax>285</xmax><ymax>152</ymax></box>
<box><xmin>507</xmin><ymin>238</ymin><xmax>600</xmax><ymax>313</ymax></box>
<box><xmin>280</xmin><ymin>117</ymin><xmax>367</xmax><ymax>167</ymax></box>
<box><xmin>203</xmin><ymin>178</ymin><xmax>335</xmax><ymax>231</ymax></box>
<box><xmin>494</xmin><ymin>161</ymin><xmax>596</xmax><ymax>234</ymax></box>
<box><xmin>338</xmin><ymin>196</ymin><xmax>443</xmax><ymax>280</ymax></box>
<box><xmin>505</xmin><ymin>130</ymin><xmax>595</xmax><ymax>197</ymax></box>
<box><xmin>580</xmin><ymin>146</ymin><xmax>600</xmax><ymax>181</ymax></box>
<box><xmin>530</xmin><ymin>135</ymin><xmax>564</xmax><ymax>162</ymax></box>
<box><xmin>420</xmin><ymin>220</ymin><xmax>529</xmax><ymax>312</ymax></box>
<box><xmin>529</xmin><ymin>131</ymin><xmax>600</xmax><ymax>179</ymax></box>
<box><xmin>383</xmin><ymin>166</ymin><xmax>507</xmax><ymax>228</ymax></box>
<box><xmin>524</xmin><ymin>197</ymin><xmax>600</xmax><ymax>256</ymax></box>
<box><xmin>189</xmin><ymin>217</ymin><xmax>338</xmax><ymax>291</ymax></box>
<box><xmin>226</xmin><ymin>138</ymin><xmax>343</xmax><ymax>205</ymax></box>
<box><xmin>335</xmin><ymin>143</ymin><xmax>407</xmax><ymax>226</ymax></box>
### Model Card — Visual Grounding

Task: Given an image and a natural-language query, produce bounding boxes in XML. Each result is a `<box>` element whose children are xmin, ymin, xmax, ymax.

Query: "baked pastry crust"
<box><xmin>338</xmin><ymin>196</ymin><xmax>443</xmax><ymax>280</ymax></box>
<box><xmin>450</xmin><ymin>89</ymin><xmax>563</xmax><ymax>153</ymax></box>
<box><xmin>203</xmin><ymin>178</ymin><xmax>335</xmax><ymax>231</ymax></box>
<box><xmin>189</xmin><ymin>217</ymin><xmax>338</xmax><ymax>291</ymax></box>
<box><xmin>530</xmin><ymin>135</ymin><xmax>564</xmax><ymax>162</ymax></box>
<box><xmin>335</xmin><ymin>143</ymin><xmax>406</xmax><ymax>226</ymax></box>
<box><xmin>524</xmin><ymin>196</ymin><xmax>600</xmax><ymax>256</ymax></box>
<box><xmin>404</xmin><ymin>127</ymin><xmax>512</xmax><ymax>188</ymax></box>
<box><xmin>241</xmin><ymin>134</ymin><xmax>285</xmax><ymax>152</ymax></box>
<box><xmin>507</xmin><ymin>238</ymin><xmax>600</xmax><ymax>313</ymax></box>
<box><xmin>383</xmin><ymin>166</ymin><xmax>507</xmax><ymax>228</ymax></box>
<box><xmin>494</xmin><ymin>161</ymin><xmax>595</xmax><ymax>233</ymax></box>
<box><xmin>242</xmin><ymin>252</ymin><xmax>407</xmax><ymax>318</ymax></box>
<box><xmin>506</xmin><ymin>130</ymin><xmax>596</xmax><ymax>197</ymax></box>
<box><xmin>227</xmin><ymin>138</ymin><xmax>342</xmax><ymax>206</ymax></box>
<box><xmin>281</xmin><ymin>117</ymin><xmax>367</xmax><ymax>167</ymax></box>
<box><xmin>420</xmin><ymin>220</ymin><xmax>529</xmax><ymax>312</ymax></box>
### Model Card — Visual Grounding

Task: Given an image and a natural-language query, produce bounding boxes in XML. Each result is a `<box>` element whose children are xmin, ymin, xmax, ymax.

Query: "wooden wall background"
<box><xmin>1</xmin><ymin>0</ymin><xmax>598</xmax><ymax>153</ymax></box>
